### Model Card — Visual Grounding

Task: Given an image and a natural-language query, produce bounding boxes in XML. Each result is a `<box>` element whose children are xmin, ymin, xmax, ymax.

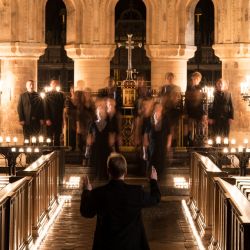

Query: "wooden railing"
<box><xmin>189</xmin><ymin>152</ymin><xmax>228</xmax><ymax>245</ymax></box>
<box><xmin>0</xmin><ymin>177</ymin><xmax>32</xmax><ymax>250</ymax></box>
<box><xmin>0</xmin><ymin>151</ymin><xmax>59</xmax><ymax>250</ymax></box>
<box><xmin>210</xmin><ymin>177</ymin><xmax>250</xmax><ymax>250</ymax></box>
<box><xmin>189</xmin><ymin>152</ymin><xmax>250</xmax><ymax>249</ymax></box>
<box><xmin>17</xmin><ymin>151</ymin><xmax>59</xmax><ymax>238</ymax></box>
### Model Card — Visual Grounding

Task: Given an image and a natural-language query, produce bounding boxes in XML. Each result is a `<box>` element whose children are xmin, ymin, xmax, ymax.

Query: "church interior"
<box><xmin>1</xmin><ymin>0</ymin><xmax>250</xmax><ymax>249</ymax></box>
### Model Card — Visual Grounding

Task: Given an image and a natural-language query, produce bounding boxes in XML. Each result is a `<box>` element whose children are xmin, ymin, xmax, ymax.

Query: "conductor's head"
<box><xmin>107</xmin><ymin>153</ymin><xmax>127</xmax><ymax>180</ymax></box>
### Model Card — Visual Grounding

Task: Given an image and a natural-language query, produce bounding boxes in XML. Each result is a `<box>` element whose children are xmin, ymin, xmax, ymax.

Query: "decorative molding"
<box><xmin>213</xmin><ymin>43</ymin><xmax>250</xmax><ymax>59</ymax></box>
<box><xmin>65</xmin><ymin>44</ymin><xmax>116</xmax><ymax>60</ymax></box>
<box><xmin>0</xmin><ymin>42</ymin><xmax>47</xmax><ymax>58</ymax></box>
<box><xmin>145</xmin><ymin>44</ymin><xmax>196</xmax><ymax>60</ymax></box>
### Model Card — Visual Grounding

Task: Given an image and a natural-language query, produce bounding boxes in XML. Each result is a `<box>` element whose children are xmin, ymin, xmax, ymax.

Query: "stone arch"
<box><xmin>103</xmin><ymin>0</ymin><xmax>157</xmax><ymax>45</ymax></box>
<box><xmin>39</xmin><ymin>0</ymin><xmax>78</xmax><ymax>44</ymax></box>
<box><xmin>177</xmin><ymin>0</ymin><xmax>217</xmax><ymax>45</ymax></box>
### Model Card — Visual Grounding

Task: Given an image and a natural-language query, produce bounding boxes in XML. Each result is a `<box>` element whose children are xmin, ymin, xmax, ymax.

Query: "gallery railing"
<box><xmin>0</xmin><ymin>151</ymin><xmax>59</xmax><ymax>250</ymax></box>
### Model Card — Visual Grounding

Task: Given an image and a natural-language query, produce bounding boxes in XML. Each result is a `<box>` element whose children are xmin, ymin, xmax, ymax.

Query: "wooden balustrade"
<box><xmin>17</xmin><ymin>151</ymin><xmax>59</xmax><ymax>238</ymax></box>
<box><xmin>210</xmin><ymin>177</ymin><xmax>250</xmax><ymax>250</ymax></box>
<box><xmin>189</xmin><ymin>152</ymin><xmax>228</xmax><ymax>245</ymax></box>
<box><xmin>0</xmin><ymin>177</ymin><xmax>32</xmax><ymax>250</ymax></box>
<box><xmin>0</xmin><ymin>150</ymin><xmax>60</xmax><ymax>250</ymax></box>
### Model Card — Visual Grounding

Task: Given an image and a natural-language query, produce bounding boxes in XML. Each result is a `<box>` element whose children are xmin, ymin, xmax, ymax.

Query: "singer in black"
<box><xmin>208</xmin><ymin>78</ymin><xmax>234</xmax><ymax>137</ymax></box>
<box><xmin>17</xmin><ymin>80</ymin><xmax>44</xmax><ymax>139</ymax></box>
<box><xmin>44</xmin><ymin>79</ymin><xmax>65</xmax><ymax>146</ymax></box>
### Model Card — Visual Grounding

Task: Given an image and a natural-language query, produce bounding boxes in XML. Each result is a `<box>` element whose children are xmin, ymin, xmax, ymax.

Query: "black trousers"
<box><xmin>23</xmin><ymin>121</ymin><xmax>41</xmax><ymax>139</ymax></box>
<box><xmin>46</xmin><ymin>124</ymin><xmax>62</xmax><ymax>146</ymax></box>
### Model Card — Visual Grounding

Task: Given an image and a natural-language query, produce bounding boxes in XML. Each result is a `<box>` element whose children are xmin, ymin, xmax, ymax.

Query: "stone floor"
<box><xmin>38</xmin><ymin>171</ymin><xmax>198</xmax><ymax>250</ymax></box>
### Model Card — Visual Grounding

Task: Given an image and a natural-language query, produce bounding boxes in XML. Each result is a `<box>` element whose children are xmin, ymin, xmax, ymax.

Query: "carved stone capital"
<box><xmin>65</xmin><ymin>44</ymin><xmax>116</xmax><ymax>60</ymax></box>
<box><xmin>145</xmin><ymin>44</ymin><xmax>196</xmax><ymax>60</ymax></box>
<box><xmin>213</xmin><ymin>43</ymin><xmax>250</xmax><ymax>60</ymax></box>
<box><xmin>0</xmin><ymin>42</ymin><xmax>47</xmax><ymax>59</ymax></box>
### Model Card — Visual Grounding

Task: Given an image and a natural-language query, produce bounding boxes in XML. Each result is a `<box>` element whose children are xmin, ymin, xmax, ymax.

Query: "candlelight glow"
<box><xmin>216</xmin><ymin>136</ymin><xmax>221</xmax><ymax>144</ymax></box>
<box><xmin>38</xmin><ymin>136</ymin><xmax>44</xmax><ymax>143</ymax></box>
<box><xmin>0</xmin><ymin>136</ymin><xmax>3</xmax><ymax>143</ymax></box>
<box><xmin>13</xmin><ymin>137</ymin><xmax>17</xmax><ymax>143</ymax></box>
<box><xmin>223</xmin><ymin>138</ymin><xmax>229</xmax><ymax>144</ymax></box>
<box><xmin>31</xmin><ymin>136</ymin><xmax>37</xmax><ymax>144</ymax></box>
<box><xmin>223</xmin><ymin>147</ymin><xmax>229</xmax><ymax>153</ymax></box>
<box><xmin>231</xmin><ymin>139</ymin><xmax>236</xmax><ymax>145</ymax></box>
<box><xmin>207</xmin><ymin>139</ymin><xmax>213</xmax><ymax>145</ymax></box>
<box><xmin>5</xmin><ymin>136</ymin><xmax>11</xmax><ymax>143</ymax></box>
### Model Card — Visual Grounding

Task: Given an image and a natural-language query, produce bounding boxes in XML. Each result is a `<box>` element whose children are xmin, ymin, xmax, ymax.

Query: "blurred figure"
<box><xmin>184</xmin><ymin>71</ymin><xmax>207</xmax><ymax>146</ymax></box>
<box><xmin>143</xmin><ymin>102</ymin><xmax>171</xmax><ymax>177</ymax></box>
<box><xmin>86</xmin><ymin>103</ymin><xmax>112</xmax><ymax>180</ymax></box>
<box><xmin>106</xmin><ymin>98</ymin><xmax>122</xmax><ymax>152</ymax></box>
<box><xmin>45</xmin><ymin>79</ymin><xmax>65</xmax><ymax>146</ymax></box>
<box><xmin>17</xmin><ymin>80</ymin><xmax>44</xmax><ymax>139</ymax></box>
<box><xmin>160</xmin><ymin>72</ymin><xmax>182</xmax><ymax>147</ymax></box>
<box><xmin>64</xmin><ymin>86</ymin><xmax>77</xmax><ymax>151</ymax></box>
<box><xmin>208</xmin><ymin>79</ymin><xmax>234</xmax><ymax>137</ymax></box>
<box><xmin>76</xmin><ymin>88</ymin><xmax>95</xmax><ymax>156</ymax></box>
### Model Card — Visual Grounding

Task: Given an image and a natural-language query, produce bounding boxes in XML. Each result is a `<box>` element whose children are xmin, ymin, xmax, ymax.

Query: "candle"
<box><xmin>231</xmin><ymin>139</ymin><xmax>236</xmax><ymax>145</ymax></box>
<box><xmin>34</xmin><ymin>148</ymin><xmax>40</xmax><ymax>153</ymax></box>
<box><xmin>11</xmin><ymin>147</ymin><xmax>16</xmax><ymax>152</ymax></box>
<box><xmin>243</xmin><ymin>138</ymin><xmax>248</xmax><ymax>145</ymax></box>
<box><xmin>6</xmin><ymin>136</ymin><xmax>11</xmax><ymax>143</ymax></box>
<box><xmin>207</xmin><ymin>139</ymin><xmax>213</xmax><ymax>145</ymax></box>
<box><xmin>231</xmin><ymin>148</ymin><xmax>236</xmax><ymax>153</ymax></box>
<box><xmin>215</xmin><ymin>136</ymin><xmax>221</xmax><ymax>144</ymax></box>
<box><xmin>0</xmin><ymin>136</ymin><xmax>3</xmax><ymax>143</ymax></box>
<box><xmin>46</xmin><ymin>138</ymin><xmax>52</xmax><ymax>145</ymax></box>
<box><xmin>26</xmin><ymin>147</ymin><xmax>32</xmax><ymax>153</ymax></box>
<box><xmin>13</xmin><ymin>137</ymin><xmax>17</xmax><ymax>144</ymax></box>
<box><xmin>223</xmin><ymin>138</ymin><xmax>229</xmax><ymax>144</ymax></box>
<box><xmin>223</xmin><ymin>147</ymin><xmax>229</xmax><ymax>153</ymax></box>
<box><xmin>56</xmin><ymin>86</ymin><xmax>61</xmax><ymax>92</ymax></box>
<box><xmin>38</xmin><ymin>136</ymin><xmax>44</xmax><ymax>143</ymax></box>
<box><xmin>31</xmin><ymin>136</ymin><xmax>37</xmax><ymax>144</ymax></box>
<box><xmin>238</xmin><ymin>145</ymin><xmax>243</xmax><ymax>153</ymax></box>
<box><xmin>24</xmin><ymin>139</ymin><xmax>29</xmax><ymax>145</ymax></box>
<box><xmin>40</xmin><ymin>92</ymin><xmax>46</xmax><ymax>99</ymax></box>
<box><xmin>19</xmin><ymin>148</ymin><xmax>24</xmax><ymax>152</ymax></box>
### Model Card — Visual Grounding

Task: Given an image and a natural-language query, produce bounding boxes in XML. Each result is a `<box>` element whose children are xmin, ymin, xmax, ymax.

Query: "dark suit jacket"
<box><xmin>80</xmin><ymin>179</ymin><xmax>161</xmax><ymax>250</ymax></box>
<box><xmin>17</xmin><ymin>91</ymin><xmax>44</xmax><ymax>125</ymax></box>
<box><xmin>44</xmin><ymin>91</ymin><xmax>65</xmax><ymax>126</ymax></box>
<box><xmin>209</xmin><ymin>91</ymin><xmax>234</xmax><ymax>120</ymax></box>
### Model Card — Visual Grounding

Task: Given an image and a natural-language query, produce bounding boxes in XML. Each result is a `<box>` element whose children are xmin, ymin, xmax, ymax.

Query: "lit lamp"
<box><xmin>6</xmin><ymin>136</ymin><xmax>11</xmax><ymax>145</ymax></box>
<box><xmin>13</xmin><ymin>137</ymin><xmax>17</xmax><ymax>145</ymax></box>
<box><xmin>231</xmin><ymin>138</ymin><xmax>236</xmax><ymax>145</ymax></box>
<box><xmin>40</xmin><ymin>92</ymin><xmax>46</xmax><ymax>99</ymax></box>
<box><xmin>19</xmin><ymin>148</ymin><xmax>24</xmax><ymax>153</ymax></box>
<box><xmin>31</xmin><ymin>136</ymin><xmax>37</xmax><ymax>145</ymax></box>
<box><xmin>46</xmin><ymin>138</ymin><xmax>51</xmax><ymax>146</ymax></box>
<box><xmin>24</xmin><ymin>139</ymin><xmax>29</xmax><ymax>145</ymax></box>
<box><xmin>0</xmin><ymin>136</ymin><xmax>3</xmax><ymax>145</ymax></box>
<box><xmin>26</xmin><ymin>147</ymin><xmax>32</xmax><ymax>153</ymax></box>
<box><xmin>207</xmin><ymin>139</ymin><xmax>213</xmax><ymax>146</ymax></box>
<box><xmin>11</xmin><ymin>147</ymin><xmax>16</xmax><ymax>152</ymax></box>
<box><xmin>215</xmin><ymin>136</ymin><xmax>221</xmax><ymax>145</ymax></box>
<box><xmin>56</xmin><ymin>86</ymin><xmax>61</xmax><ymax>92</ymax></box>
<box><xmin>223</xmin><ymin>137</ymin><xmax>229</xmax><ymax>145</ymax></box>
<box><xmin>34</xmin><ymin>148</ymin><xmax>40</xmax><ymax>153</ymax></box>
<box><xmin>38</xmin><ymin>136</ymin><xmax>44</xmax><ymax>145</ymax></box>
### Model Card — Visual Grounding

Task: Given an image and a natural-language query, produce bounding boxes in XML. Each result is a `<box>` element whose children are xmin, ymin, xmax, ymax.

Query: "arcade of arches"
<box><xmin>0</xmin><ymin>0</ymin><xmax>250</xmax><ymax>141</ymax></box>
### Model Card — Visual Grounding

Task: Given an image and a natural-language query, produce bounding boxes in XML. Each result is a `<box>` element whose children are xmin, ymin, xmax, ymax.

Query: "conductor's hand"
<box><xmin>150</xmin><ymin>166</ymin><xmax>158</xmax><ymax>181</ymax></box>
<box><xmin>82</xmin><ymin>175</ymin><xmax>92</xmax><ymax>191</ymax></box>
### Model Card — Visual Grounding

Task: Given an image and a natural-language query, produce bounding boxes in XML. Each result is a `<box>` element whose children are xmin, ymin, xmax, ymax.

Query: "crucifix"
<box><xmin>118</xmin><ymin>34</ymin><xmax>142</xmax><ymax>81</ymax></box>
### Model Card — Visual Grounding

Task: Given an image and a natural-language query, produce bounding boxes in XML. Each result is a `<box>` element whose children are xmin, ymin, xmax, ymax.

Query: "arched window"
<box><xmin>110</xmin><ymin>0</ymin><xmax>150</xmax><ymax>82</ymax></box>
<box><xmin>188</xmin><ymin>0</ymin><xmax>221</xmax><ymax>85</ymax></box>
<box><xmin>38</xmin><ymin>0</ymin><xmax>73</xmax><ymax>91</ymax></box>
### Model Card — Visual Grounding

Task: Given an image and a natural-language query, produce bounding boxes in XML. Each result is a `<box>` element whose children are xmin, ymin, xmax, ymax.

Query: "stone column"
<box><xmin>145</xmin><ymin>45</ymin><xmax>196</xmax><ymax>92</ymax></box>
<box><xmin>65</xmin><ymin>44</ymin><xmax>116</xmax><ymax>91</ymax></box>
<box><xmin>213</xmin><ymin>43</ymin><xmax>250</xmax><ymax>140</ymax></box>
<box><xmin>0</xmin><ymin>42</ymin><xmax>46</xmax><ymax>140</ymax></box>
